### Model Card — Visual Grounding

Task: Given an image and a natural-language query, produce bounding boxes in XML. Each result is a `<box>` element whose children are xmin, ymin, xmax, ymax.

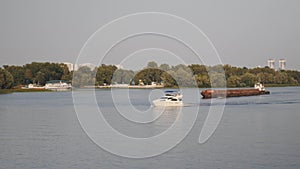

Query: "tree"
<box><xmin>112</xmin><ymin>69</ymin><xmax>134</xmax><ymax>84</ymax></box>
<box><xmin>208</xmin><ymin>64</ymin><xmax>224</xmax><ymax>74</ymax></box>
<box><xmin>286</xmin><ymin>70</ymin><xmax>300</xmax><ymax>83</ymax></box>
<box><xmin>35</xmin><ymin>71</ymin><xmax>46</xmax><ymax>85</ymax></box>
<box><xmin>146</xmin><ymin>61</ymin><xmax>158</xmax><ymax>68</ymax></box>
<box><xmin>240</xmin><ymin>73</ymin><xmax>256</xmax><ymax>87</ymax></box>
<box><xmin>2</xmin><ymin>62</ymin><xmax>300</xmax><ymax>88</ymax></box>
<box><xmin>195</xmin><ymin>74</ymin><xmax>210</xmax><ymax>88</ymax></box>
<box><xmin>161</xmin><ymin>71</ymin><xmax>177</xmax><ymax>87</ymax></box>
<box><xmin>188</xmin><ymin>64</ymin><xmax>207</xmax><ymax>76</ymax></box>
<box><xmin>159</xmin><ymin>64</ymin><xmax>170</xmax><ymax>71</ymax></box>
<box><xmin>61</xmin><ymin>71</ymin><xmax>73</xmax><ymax>83</ymax></box>
<box><xmin>257</xmin><ymin>72</ymin><xmax>274</xmax><ymax>84</ymax></box>
<box><xmin>0</xmin><ymin>68</ymin><xmax>14</xmax><ymax>89</ymax></box>
<box><xmin>171</xmin><ymin>67</ymin><xmax>195</xmax><ymax>87</ymax></box>
<box><xmin>210</xmin><ymin>73</ymin><xmax>226</xmax><ymax>88</ymax></box>
<box><xmin>133</xmin><ymin>68</ymin><xmax>163</xmax><ymax>85</ymax></box>
<box><xmin>274</xmin><ymin>72</ymin><xmax>289</xmax><ymax>84</ymax></box>
<box><xmin>24</xmin><ymin>68</ymin><xmax>33</xmax><ymax>84</ymax></box>
<box><xmin>95</xmin><ymin>64</ymin><xmax>117</xmax><ymax>85</ymax></box>
<box><xmin>4</xmin><ymin>65</ymin><xmax>25</xmax><ymax>86</ymax></box>
<box><xmin>227</xmin><ymin>75</ymin><xmax>242</xmax><ymax>87</ymax></box>
<box><xmin>6</xmin><ymin>62</ymin><xmax>71</xmax><ymax>86</ymax></box>
<box><xmin>73</xmin><ymin>66</ymin><xmax>95</xmax><ymax>87</ymax></box>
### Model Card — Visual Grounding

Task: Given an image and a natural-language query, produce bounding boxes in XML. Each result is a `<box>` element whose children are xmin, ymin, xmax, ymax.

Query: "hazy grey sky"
<box><xmin>0</xmin><ymin>0</ymin><xmax>299</xmax><ymax>70</ymax></box>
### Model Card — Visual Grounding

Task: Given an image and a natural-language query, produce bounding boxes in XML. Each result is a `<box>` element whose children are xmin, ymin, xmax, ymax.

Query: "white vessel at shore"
<box><xmin>152</xmin><ymin>90</ymin><xmax>183</xmax><ymax>107</ymax></box>
<box><xmin>44</xmin><ymin>80</ymin><xmax>72</xmax><ymax>91</ymax></box>
<box><xmin>21</xmin><ymin>83</ymin><xmax>45</xmax><ymax>89</ymax></box>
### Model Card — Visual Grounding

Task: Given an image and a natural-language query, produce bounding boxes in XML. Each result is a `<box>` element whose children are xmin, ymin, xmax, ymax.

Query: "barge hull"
<box><xmin>201</xmin><ymin>89</ymin><xmax>270</xmax><ymax>99</ymax></box>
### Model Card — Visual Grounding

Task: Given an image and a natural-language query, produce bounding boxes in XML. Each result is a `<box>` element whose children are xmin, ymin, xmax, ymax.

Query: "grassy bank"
<box><xmin>0</xmin><ymin>89</ymin><xmax>13</xmax><ymax>94</ymax></box>
<box><xmin>264</xmin><ymin>84</ymin><xmax>300</xmax><ymax>87</ymax></box>
<box><xmin>0</xmin><ymin>88</ymin><xmax>52</xmax><ymax>94</ymax></box>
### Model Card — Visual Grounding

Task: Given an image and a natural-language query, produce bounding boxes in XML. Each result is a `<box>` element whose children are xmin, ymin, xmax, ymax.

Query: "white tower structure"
<box><xmin>279</xmin><ymin>59</ymin><xmax>286</xmax><ymax>70</ymax></box>
<box><xmin>267</xmin><ymin>59</ymin><xmax>275</xmax><ymax>69</ymax></box>
<box><xmin>62</xmin><ymin>62</ymin><xmax>74</xmax><ymax>71</ymax></box>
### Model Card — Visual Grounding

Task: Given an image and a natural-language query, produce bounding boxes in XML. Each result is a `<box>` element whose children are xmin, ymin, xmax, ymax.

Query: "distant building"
<box><xmin>279</xmin><ymin>59</ymin><xmax>286</xmax><ymax>70</ymax></box>
<box><xmin>267</xmin><ymin>59</ymin><xmax>275</xmax><ymax>69</ymax></box>
<box><xmin>115</xmin><ymin>64</ymin><xmax>123</xmax><ymax>69</ymax></box>
<box><xmin>62</xmin><ymin>62</ymin><xmax>75</xmax><ymax>71</ymax></box>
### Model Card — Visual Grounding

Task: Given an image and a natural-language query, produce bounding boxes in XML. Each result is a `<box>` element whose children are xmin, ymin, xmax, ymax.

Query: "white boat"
<box><xmin>152</xmin><ymin>90</ymin><xmax>183</xmax><ymax>107</ymax></box>
<box><xmin>44</xmin><ymin>80</ymin><xmax>72</xmax><ymax>91</ymax></box>
<box><xmin>21</xmin><ymin>83</ymin><xmax>45</xmax><ymax>89</ymax></box>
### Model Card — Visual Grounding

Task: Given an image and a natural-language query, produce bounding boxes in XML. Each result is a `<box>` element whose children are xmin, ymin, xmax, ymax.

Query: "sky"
<box><xmin>0</xmin><ymin>0</ymin><xmax>299</xmax><ymax>70</ymax></box>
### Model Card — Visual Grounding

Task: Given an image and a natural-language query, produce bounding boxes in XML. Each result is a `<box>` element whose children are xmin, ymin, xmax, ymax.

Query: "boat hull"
<box><xmin>45</xmin><ymin>87</ymin><xmax>72</xmax><ymax>91</ymax></box>
<box><xmin>152</xmin><ymin>99</ymin><xmax>183</xmax><ymax>107</ymax></box>
<box><xmin>201</xmin><ymin>89</ymin><xmax>270</xmax><ymax>99</ymax></box>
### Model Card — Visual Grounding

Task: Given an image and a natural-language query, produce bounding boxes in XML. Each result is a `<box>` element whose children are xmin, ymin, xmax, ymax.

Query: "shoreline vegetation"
<box><xmin>1</xmin><ymin>84</ymin><xmax>299</xmax><ymax>94</ymax></box>
<box><xmin>0</xmin><ymin>88</ymin><xmax>52</xmax><ymax>94</ymax></box>
<box><xmin>1</xmin><ymin>61</ymin><xmax>300</xmax><ymax>94</ymax></box>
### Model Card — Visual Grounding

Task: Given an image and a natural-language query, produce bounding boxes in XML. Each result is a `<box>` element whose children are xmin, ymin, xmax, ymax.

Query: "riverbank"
<box><xmin>210</xmin><ymin>84</ymin><xmax>300</xmax><ymax>89</ymax></box>
<box><xmin>264</xmin><ymin>84</ymin><xmax>300</xmax><ymax>87</ymax></box>
<box><xmin>1</xmin><ymin>84</ymin><xmax>299</xmax><ymax>94</ymax></box>
<box><xmin>0</xmin><ymin>88</ymin><xmax>52</xmax><ymax>94</ymax></box>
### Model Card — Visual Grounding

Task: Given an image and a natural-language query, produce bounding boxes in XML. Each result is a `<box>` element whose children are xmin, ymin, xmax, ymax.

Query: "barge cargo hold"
<box><xmin>201</xmin><ymin>83</ymin><xmax>270</xmax><ymax>99</ymax></box>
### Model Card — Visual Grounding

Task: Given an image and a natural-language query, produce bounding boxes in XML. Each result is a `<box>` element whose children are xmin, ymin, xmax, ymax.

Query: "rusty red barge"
<box><xmin>201</xmin><ymin>83</ymin><xmax>270</xmax><ymax>99</ymax></box>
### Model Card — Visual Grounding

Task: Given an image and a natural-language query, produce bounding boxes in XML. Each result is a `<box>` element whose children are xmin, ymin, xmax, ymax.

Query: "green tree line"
<box><xmin>2</xmin><ymin>62</ymin><xmax>72</xmax><ymax>88</ymax></box>
<box><xmin>1</xmin><ymin>61</ymin><xmax>300</xmax><ymax>89</ymax></box>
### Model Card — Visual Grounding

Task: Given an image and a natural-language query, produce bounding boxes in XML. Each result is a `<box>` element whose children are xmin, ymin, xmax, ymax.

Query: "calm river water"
<box><xmin>0</xmin><ymin>87</ymin><xmax>299</xmax><ymax>169</ymax></box>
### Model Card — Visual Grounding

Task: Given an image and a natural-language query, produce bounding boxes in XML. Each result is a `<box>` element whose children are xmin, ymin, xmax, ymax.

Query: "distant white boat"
<box><xmin>22</xmin><ymin>83</ymin><xmax>45</xmax><ymax>89</ymax></box>
<box><xmin>152</xmin><ymin>90</ymin><xmax>183</xmax><ymax>107</ymax></box>
<box><xmin>44</xmin><ymin>80</ymin><xmax>72</xmax><ymax>91</ymax></box>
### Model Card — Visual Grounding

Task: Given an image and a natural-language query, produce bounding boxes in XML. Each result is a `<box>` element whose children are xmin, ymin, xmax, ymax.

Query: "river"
<box><xmin>0</xmin><ymin>87</ymin><xmax>299</xmax><ymax>169</ymax></box>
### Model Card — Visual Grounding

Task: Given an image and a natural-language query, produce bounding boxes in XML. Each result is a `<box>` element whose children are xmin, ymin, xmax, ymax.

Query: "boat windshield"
<box><xmin>165</xmin><ymin>91</ymin><xmax>181</xmax><ymax>97</ymax></box>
